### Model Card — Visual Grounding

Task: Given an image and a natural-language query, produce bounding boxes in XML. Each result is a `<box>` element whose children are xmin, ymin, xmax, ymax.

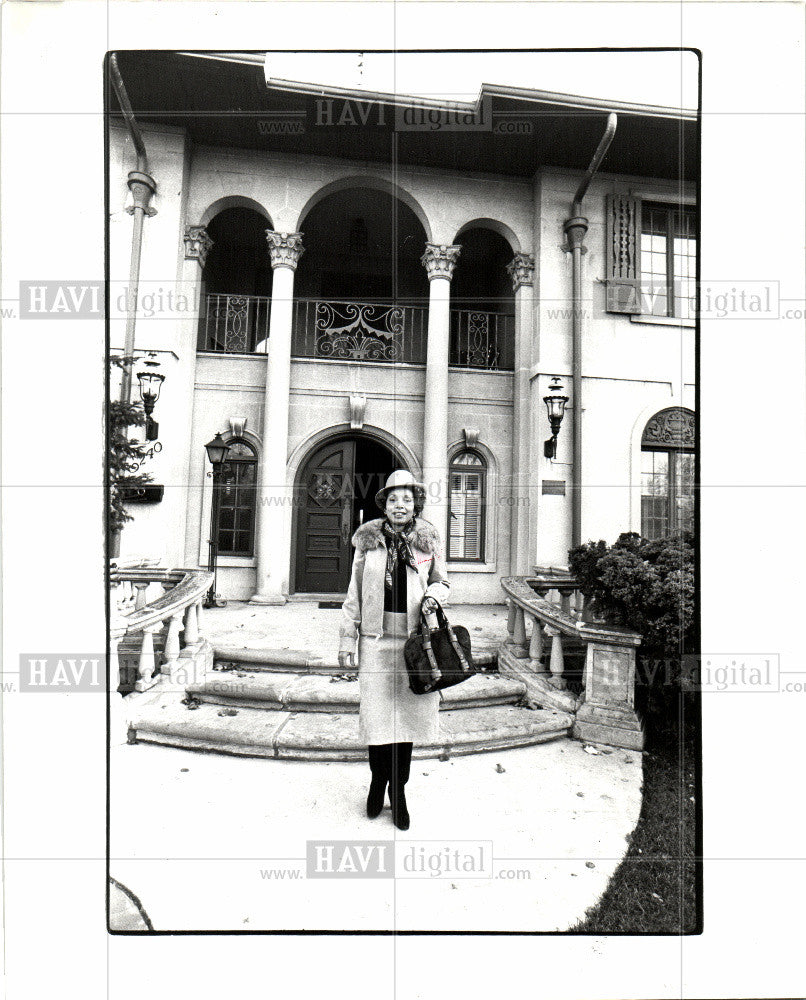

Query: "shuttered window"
<box><xmin>448</xmin><ymin>451</ymin><xmax>486</xmax><ymax>561</ymax></box>
<box><xmin>606</xmin><ymin>195</ymin><xmax>697</xmax><ymax>318</ymax></box>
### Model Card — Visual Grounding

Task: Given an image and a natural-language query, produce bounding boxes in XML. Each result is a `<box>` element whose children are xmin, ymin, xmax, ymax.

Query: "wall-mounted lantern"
<box><xmin>137</xmin><ymin>368</ymin><xmax>165</xmax><ymax>441</ymax></box>
<box><xmin>543</xmin><ymin>377</ymin><xmax>569</xmax><ymax>459</ymax></box>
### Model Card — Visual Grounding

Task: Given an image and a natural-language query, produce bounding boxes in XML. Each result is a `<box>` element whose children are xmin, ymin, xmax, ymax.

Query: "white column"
<box><xmin>506</xmin><ymin>252</ymin><xmax>536</xmax><ymax>575</ymax></box>
<box><xmin>251</xmin><ymin>231</ymin><xmax>304</xmax><ymax>604</ymax></box>
<box><xmin>181</xmin><ymin>226</ymin><xmax>214</xmax><ymax>565</ymax></box>
<box><xmin>420</xmin><ymin>242</ymin><xmax>461</xmax><ymax>529</ymax></box>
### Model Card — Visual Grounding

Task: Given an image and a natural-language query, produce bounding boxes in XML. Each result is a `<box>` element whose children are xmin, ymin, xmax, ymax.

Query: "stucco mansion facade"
<box><xmin>109</xmin><ymin>51</ymin><xmax>697</xmax><ymax>605</ymax></box>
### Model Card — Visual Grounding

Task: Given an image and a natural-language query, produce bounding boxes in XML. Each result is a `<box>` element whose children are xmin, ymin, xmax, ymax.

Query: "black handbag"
<box><xmin>404</xmin><ymin>596</ymin><xmax>476</xmax><ymax>694</ymax></box>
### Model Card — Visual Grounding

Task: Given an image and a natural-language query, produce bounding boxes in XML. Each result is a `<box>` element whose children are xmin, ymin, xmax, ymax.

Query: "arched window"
<box><xmin>217</xmin><ymin>439</ymin><xmax>257</xmax><ymax>556</ymax></box>
<box><xmin>448</xmin><ymin>451</ymin><xmax>486</xmax><ymax>561</ymax></box>
<box><xmin>640</xmin><ymin>408</ymin><xmax>695</xmax><ymax>539</ymax></box>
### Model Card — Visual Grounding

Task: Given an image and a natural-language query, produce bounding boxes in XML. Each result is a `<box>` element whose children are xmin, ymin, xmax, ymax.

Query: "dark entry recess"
<box><xmin>294</xmin><ymin>435</ymin><xmax>401</xmax><ymax>594</ymax></box>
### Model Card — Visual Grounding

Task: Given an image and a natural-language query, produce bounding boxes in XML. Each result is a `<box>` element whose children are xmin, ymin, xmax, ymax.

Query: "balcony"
<box><xmin>198</xmin><ymin>294</ymin><xmax>514</xmax><ymax>371</ymax></box>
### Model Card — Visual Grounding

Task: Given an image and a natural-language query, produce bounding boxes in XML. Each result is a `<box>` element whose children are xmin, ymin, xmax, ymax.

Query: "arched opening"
<box><xmin>198</xmin><ymin>206</ymin><xmax>274</xmax><ymax>353</ymax></box>
<box><xmin>640</xmin><ymin>407</ymin><xmax>695</xmax><ymax>539</ymax></box>
<box><xmin>450</xmin><ymin>226</ymin><xmax>516</xmax><ymax>369</ymax></box>
<box><xmin>293</xmin><ymin>432</ymin><xmax>405</xmax><ymax>594</ymax></box>
<box><xmin>291</xmin><ymin>186</ymin><xmax>430</xmax><ymax>364</ymax></box>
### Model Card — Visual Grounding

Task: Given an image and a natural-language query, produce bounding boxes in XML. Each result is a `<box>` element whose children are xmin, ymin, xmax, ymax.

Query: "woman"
<box><xmin>338</xmin><ymin>470</ymin><xmax>450</xmax><ymax>830</ymax></box>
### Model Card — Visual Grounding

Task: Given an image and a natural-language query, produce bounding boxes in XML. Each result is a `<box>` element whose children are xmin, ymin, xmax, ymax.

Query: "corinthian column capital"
<box><xmin>506</xmin><ymin>252</ymin><xmax>535</xmax><ymax>291</ymax></box>
<box><xmin>420</xmin><ymin>242</ymin><xmax>461</xmax><ymax>281</ymax></box>
<box><xmin>183</xmin><ymin>226</ymin><xmax>214</xmax><ymax>267</ymax></box>
<box><xmin>265</xmin><ymin>231</ymin><xmax>305</xmax><ymax>270</ymax></box>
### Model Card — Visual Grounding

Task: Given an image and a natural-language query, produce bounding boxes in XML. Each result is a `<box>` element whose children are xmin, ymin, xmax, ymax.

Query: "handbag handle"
<box><xmin>418</xmin><ymin>596</ymin><xmax>471</xmax><ymax>676</ymax></box>
<box><xmin>420</xmin><ymin>627</ymin><xmax>442</xmax><ymax>688</ymax></box>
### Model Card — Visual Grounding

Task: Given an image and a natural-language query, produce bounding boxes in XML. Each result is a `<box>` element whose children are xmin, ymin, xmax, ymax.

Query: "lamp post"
<box><xmin>136</xmin><ymin>369</ymin><xmax>165</xmax><ymax>441</ymax></box>
<box><xmin>204</xmin><ymin>432</ymin><xmax>231</xmax><ymax>608</ymax></box>
<box><xmin>543</xmin><ymin>377</ymin><xmax>569</xmax><ymax>459</ymax></box>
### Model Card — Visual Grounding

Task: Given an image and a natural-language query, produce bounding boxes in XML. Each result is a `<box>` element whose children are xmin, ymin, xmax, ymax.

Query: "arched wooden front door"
<box><xmin>294</xmin><ymin>436</ymin><xmax>401</xmax><ymax>594</ymax></box>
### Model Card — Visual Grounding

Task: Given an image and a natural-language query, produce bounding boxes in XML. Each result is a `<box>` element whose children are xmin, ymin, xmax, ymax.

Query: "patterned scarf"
<box><xmin>381</xmin><ymin>516</ymin><xmax>418</xmax><ymax>590</ymax></box>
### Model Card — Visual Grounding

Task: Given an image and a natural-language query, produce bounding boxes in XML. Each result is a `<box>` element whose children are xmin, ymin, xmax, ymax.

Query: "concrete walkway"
<box><xmin>109</xmin><ymin>737</ymin><xmax>642</xmax><ymax>932</ymax></box>
<box><xmin>200</xmin><ymin>600</ymin><xmax>509</xmax><ymax>659</ymax></box>
<box><xmin>110</xmin><ymin>599</ymin><xmax>643</xmax><ymax>931</ymax></box>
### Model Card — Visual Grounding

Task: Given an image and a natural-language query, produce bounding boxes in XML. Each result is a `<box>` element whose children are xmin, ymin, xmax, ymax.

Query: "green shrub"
<box><xmin>109</xmin><ymin>356</ymin><xmax>152</xmax><ymax>538</ymax></box>
<box><xmin>569</xmin><ymin>531</ymin><xmax>696</xmax><ymax>723</ymax></box>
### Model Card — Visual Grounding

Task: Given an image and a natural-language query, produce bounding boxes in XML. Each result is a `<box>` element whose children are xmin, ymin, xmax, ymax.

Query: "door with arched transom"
<box><xmin>294</xmin><ymin>436</ymin><xmax>401</xmax><ymax>593</ymax></box>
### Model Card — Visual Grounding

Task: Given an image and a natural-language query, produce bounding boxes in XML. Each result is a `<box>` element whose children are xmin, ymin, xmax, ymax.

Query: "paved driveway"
<box><xmin>109</xmin><ymin>736</ymin><xmax>642</xmax><ymax>932</ymax></box>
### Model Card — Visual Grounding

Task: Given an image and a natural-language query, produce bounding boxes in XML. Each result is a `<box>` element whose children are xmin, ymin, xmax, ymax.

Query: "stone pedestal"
<box><xmin>571</xmin><ymin>641</ymin><xmax>645</xmax><ymax>750</ymax></box>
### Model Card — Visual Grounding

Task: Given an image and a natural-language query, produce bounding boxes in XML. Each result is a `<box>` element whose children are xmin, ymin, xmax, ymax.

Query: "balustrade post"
<box><xmin>183</xmin><ymin>602</ymin><xmax>200</xmax><ymax>645</ymax></box>
<box><xmin>134</xmin><ymin>582</ymin><xmax>150</xmax><ymax>610</ymax></box>
<box><xmin>527</xmin><ymin>612</ymin><xmax>546</xmax><ymax>673</ymax></box>
<box><xmin>135</xmin><ymin>624</ymin><xmax>161</xmax><ymax>691</ymax></box>
<box><xmin>559</xmin><ymin>586</ymin><xmax>573</xmax><ymax>616</ymax></box>
<box><xmin>163</xmin><ymin>612</ymin><xmax>183</xmax><ymax>667</ymax></box>
<box><xmin>512</xmin><ymin>604</ymin><xmax>529</xmax><ymax>658</ymax></box>
<box><xmin>544</xmin><ymin>625</ymin><xmax>566</xmax><ymax>689</ymax></box>
<box><xmin>506</xmin><ymin>598</ymin><xmax>517</xmax><ymax>644</ymax></box>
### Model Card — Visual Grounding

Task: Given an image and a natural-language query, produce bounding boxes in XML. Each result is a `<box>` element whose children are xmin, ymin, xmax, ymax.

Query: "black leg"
<box><xmin>389</xmin><ymin>742</ymin><xmax>412</xmax><ymax>830</ymax></box>
<box><xmin>366</xmin><ymin>744</ymin><xmax>390</xmax><ymax>819</ymax></box>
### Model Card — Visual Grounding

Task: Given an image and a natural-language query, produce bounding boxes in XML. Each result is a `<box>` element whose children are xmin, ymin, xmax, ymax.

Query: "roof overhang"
<box><xmin>108</xmin><ymin>51</ymin><xmax>699</xmax><ymax>183</ymax></box>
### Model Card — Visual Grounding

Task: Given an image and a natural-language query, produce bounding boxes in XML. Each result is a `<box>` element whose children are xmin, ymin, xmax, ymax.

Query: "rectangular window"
<box><xmin>448</xmin><ymin>470</ymin><xmax>484</xmax><ymax>561</ymax></box>
<box><xmin>640</xmin><ymin>203</ymin><xmax>697</xmax><ymax>319</ymax></box>
<box><xmin>217</xmin><ymin>460</ymin><xmax>257</xmax><ymax>556</ymax></box>
<box><xmin>640</xmin><ymin>449</ymin><xmax>669</xmax><ymax>540</ymax></box>
<box><xmin>641</xmin><ymin>448</ymin><xmax>695</xmax><ymax>540</ymax></box>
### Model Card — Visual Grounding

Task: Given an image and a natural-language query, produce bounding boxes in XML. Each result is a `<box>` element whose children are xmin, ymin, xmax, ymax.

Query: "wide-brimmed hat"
<box><xmin>375</xmin><ymin>469</ymin><xmax>427</xmax><ymax>511</ymax></box>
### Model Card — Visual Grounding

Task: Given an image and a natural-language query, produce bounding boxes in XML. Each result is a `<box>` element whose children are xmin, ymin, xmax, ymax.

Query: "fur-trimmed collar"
<box><xmin>351</xmin><ymin>517</ymin><xmax>439</xmax><ymax>554</ymax></box>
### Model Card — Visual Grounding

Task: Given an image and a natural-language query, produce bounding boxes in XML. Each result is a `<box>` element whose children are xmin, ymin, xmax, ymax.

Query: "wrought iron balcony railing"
<box><xmin>198</xmin><ymin>294</ymin><xmax>515</xmax><ymax>371</ymax></box>
<box><xmin>292</xmin><ymin>298</ymin><xmax>429</xmax><ymax>363</ymax></box>
<box><xmin>199</xmin><ymin>293</ymin><xmax>271</xmax><ymax>354</ymax></box>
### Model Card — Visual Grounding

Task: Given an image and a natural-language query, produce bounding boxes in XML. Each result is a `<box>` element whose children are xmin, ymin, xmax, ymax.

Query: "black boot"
<box><xmin>389</xmin><ymin>742</ymin><xmax>413</xmax><ymax>831</ymax></box>
<box><xmin>366</xmin><ymin>745</ymin><xmax>389</xmax><ymax>819</ymax></box>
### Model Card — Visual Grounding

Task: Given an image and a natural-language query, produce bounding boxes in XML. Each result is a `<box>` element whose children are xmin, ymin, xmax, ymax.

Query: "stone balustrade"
<box><xmin>111</xmin><ymin>560</ymin><xmax>177</xmax><ymax>617</ymax></box>
<box><xmin>110</xmin><ymin>565</ymin><xmax>213</xmax><ymax>701</ymax></box>
<box><xmin>499</xmin><ymin>573</ymin><xmax>645</xmax><ymax>750</ymax></box>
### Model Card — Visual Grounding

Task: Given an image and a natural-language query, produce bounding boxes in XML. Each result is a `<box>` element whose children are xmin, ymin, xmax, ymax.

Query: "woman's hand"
<box><xmin>338</xmin><ymin>651</ymin><xmax>355</xmax><ymax>670</ymax></box>
<box><xmin>422</xmin><ymin>595</ymin><xmax>441</xmax><ymax>630</ymax></box>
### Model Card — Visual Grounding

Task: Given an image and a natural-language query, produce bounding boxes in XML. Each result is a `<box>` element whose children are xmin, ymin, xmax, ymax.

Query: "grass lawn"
<box><xmin>571</xmin><ymin>696</ymin><xmax>700</xmax><ymax>933</ymax></box>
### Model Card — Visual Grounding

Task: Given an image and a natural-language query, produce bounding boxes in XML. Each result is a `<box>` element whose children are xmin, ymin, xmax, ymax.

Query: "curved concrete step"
<box><xmin>127</xmin><ymin>697</ymin><xmax>573</xmax><ymax>761</ymax></box>
<box><xmin>187</xmin><ymin>671</ymin><xmax>525</xmax><ymax>713</ymax></box>
<box><xmin>213</xmin><ymin>645</ymin><xmax>497</xmax><ymax>676</ymax></box>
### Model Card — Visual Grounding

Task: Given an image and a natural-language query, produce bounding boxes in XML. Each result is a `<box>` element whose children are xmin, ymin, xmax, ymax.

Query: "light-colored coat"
<box><xmin>339</xmin><ymin>517</ymin><xmax>451</xmax><ymax>745</ymax></box>
<box><xmin>338</xmin><ymin>517</ymin><xmax>451</xmax><ymax>649</ymax></box>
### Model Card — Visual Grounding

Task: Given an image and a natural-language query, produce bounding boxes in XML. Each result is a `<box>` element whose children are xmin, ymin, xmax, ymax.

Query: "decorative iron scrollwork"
<box><xmin>315</xmin><ymin>301</ymin><xmax>404</xmax><ymax>361</ymax></box>
<box><xmin>210</xmin><ymin>295</ymin><xmax>249</xmax><ymax>353</ymax></box>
